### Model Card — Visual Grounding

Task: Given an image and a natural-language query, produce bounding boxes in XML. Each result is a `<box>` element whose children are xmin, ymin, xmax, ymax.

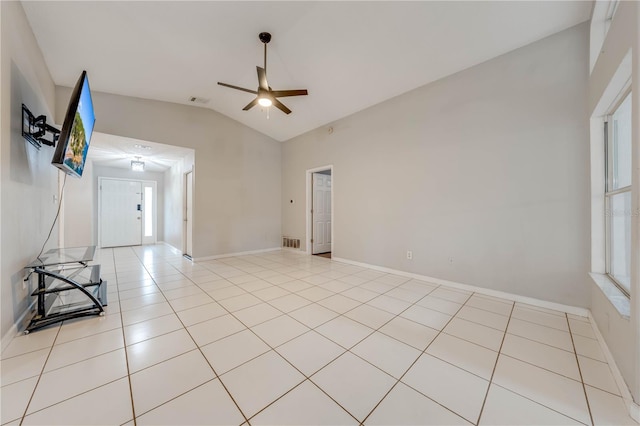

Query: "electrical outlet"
<box><xmin>406</xmin><ymin>250</ymin><xmax>413</xmax><ymax>260</ymax></box>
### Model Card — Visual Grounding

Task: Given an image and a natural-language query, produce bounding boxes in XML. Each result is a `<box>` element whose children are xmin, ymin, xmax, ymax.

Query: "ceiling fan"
<box><xmin>218</xmin><ymin>32</ymin><xmax>308</xmax><ymax>115</ymax></box>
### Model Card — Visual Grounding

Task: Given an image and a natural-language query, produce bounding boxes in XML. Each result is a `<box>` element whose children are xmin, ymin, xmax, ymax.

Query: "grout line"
<box><xmin>566</xmin><ymin>313</ymin><xmax>595</xmax><ymax>426</ymax></box>
<box><xmin>17</xmin><ymin>324</ymin><xmax>62</xmax><ymax>425</ymax></box>
<box><xmin>476</xmin><ymin>301</ymin><xmax>515</xmax><ymax>424</ymax></box>
<box><xmin>112</xmin><ymin>248</ymin><xmax>139</xmax><ymax>426</ymax></box>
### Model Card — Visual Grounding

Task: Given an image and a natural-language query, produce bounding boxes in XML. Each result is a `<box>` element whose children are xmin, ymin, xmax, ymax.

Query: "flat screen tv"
<box><xmin>52</xmin><ymin>70</ymin><xmax>95</xmax><ymax>178</ymax></box>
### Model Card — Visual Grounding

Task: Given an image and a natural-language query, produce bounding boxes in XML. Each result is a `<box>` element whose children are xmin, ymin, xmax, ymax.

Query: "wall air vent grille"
<box><xmin>282</xmin><ymin>237</ymin><xmax>300</xmax><ymax>249</ymax></box>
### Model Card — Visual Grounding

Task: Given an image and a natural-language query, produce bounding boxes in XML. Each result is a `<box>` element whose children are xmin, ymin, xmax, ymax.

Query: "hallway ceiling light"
<box><xmin>131</xmin><ymin>157</ymin><xmax>145</xmax><ymax>172</ymax></box>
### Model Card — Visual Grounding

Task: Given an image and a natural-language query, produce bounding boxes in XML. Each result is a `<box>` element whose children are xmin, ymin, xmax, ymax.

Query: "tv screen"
<box><xmin>52</xmin><ymin>70</ymin><xmax>95</xmax><ymax>178</ymax></box>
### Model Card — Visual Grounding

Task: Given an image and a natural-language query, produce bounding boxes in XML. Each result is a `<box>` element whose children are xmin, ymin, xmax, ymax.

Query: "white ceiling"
<box><xmin>23</xmin><ymin>1</ymin><xmax>591</xmax><ymax>142</ymax></box>
<box><xmin>89</xmin><ymin>132</ymin><xmax>193</xmax><ymax>173</ymax></box>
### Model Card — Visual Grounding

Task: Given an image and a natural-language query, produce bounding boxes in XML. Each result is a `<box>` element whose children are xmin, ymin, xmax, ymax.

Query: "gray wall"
<box><xmin>1</xmin><ymin>1</ymin><xmax>59</xmax><ymax>339</ymax></box>
<box><xmin>56</xmin><ymin>88</ymin><xmax>282</xmax><ymax>259</ymax></box>
<box><xmin>282</xmin><ymin>23</ymin><xmax>590</xmax><ymax>307</ymax></box>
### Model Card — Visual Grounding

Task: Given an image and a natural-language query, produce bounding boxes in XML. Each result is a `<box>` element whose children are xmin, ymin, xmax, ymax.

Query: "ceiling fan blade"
<box><xmin>242</xmin><ymin>98</ymin><xmax>259</xmax><ymax>111</ymax></box>
<box><xmin>257</xmin><ymin>67</ymin><xmax>269</xmax><ymax>91</ymax></box>
<box><xmin>218</xmin><ymin>82</ymin><xmax>257</xmax><ymax>95</ymax></box>
<box><xmin>271</xmin><ymin>89</ymin><xmax>308</xmax><ymax>98</ymax></box>
<box><xmin>272</xmin><ymin>98</ymin><xmax>292</xmax><ymax>115</ymax></box>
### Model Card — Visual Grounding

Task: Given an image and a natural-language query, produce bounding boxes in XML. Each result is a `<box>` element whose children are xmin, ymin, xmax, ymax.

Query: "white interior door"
<box><xmin>312</xmin><ymin>173</ymin><xmax>332</xmax><ymax>254</ymax></box>
<box><xmin>184</xmin><ymin>171</ymin><xmax>193</xmax><ymax>257</ymax></box>
<box><xmin>100</xmin><ymin>178</ymin><xmax>142</xmax><ymax>248</ymax></box>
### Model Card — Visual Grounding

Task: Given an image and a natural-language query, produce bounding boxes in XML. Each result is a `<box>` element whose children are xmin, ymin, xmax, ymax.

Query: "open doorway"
<box><xmin>183</xmin><ymin>169</ymin><xmax>193</xmax><ymax>259</ymax></box>
<box><xmin>306</xmin><ymin>166</ymin><xmax>333</xmax><ymax>258</ymax></box>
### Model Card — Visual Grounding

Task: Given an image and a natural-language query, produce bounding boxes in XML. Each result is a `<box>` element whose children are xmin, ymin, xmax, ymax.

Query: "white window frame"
<box><xmin>604</xmin><ymin>90</ymin><xmax>632</xmax><ymax>297</ymax></box>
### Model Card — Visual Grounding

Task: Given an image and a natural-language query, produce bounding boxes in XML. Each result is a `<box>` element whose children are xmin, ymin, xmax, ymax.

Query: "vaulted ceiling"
<box><xmin>23</xmin><ymin>1</ymin><xmax>592</xmax><ymax>142</ymax></box>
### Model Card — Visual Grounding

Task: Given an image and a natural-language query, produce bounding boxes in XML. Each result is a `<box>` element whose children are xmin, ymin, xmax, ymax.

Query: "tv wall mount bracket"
<box><xmin>22</xmin><ymin>104</ymin><xmax>60</xmax><ymax>149</ymax></box>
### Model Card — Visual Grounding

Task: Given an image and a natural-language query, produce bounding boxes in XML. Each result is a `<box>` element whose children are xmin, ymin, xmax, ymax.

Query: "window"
<box><xmin>605</xmin><ymin>92</ymin><xmax>632</xmax><ymax>295</ymax></box>
<box><xmin>144</xmin><ymin>186</ymin><xmax>153</xmax><ymax>237</ymax></box>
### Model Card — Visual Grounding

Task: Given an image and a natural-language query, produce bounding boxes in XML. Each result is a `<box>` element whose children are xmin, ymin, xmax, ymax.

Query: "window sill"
<box><xmin>589</xmin><ymin>273</ymin><xmax>630</xmax><ymax>319</ymax></box>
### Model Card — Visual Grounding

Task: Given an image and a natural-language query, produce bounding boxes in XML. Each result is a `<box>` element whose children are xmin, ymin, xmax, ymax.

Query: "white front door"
<box><xmin>100</xmin><ymin>178</ymin><xmax>142</xmax><ymax>248</ymax></box>
<box><xmin>184</xmin><ymin>171</ymin><xmax>193</xmax><ymax>257</ymax></box>
<box><xmin>312</xmin><ymin>173</ymin><xmax>332</xmax><ymax>254</ymax></box>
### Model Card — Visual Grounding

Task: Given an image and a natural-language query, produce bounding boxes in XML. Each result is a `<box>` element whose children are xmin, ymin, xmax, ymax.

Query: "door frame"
<box><xmin>183</xmin><ymin>168</ymin><xmax>194</xmax><ymax>257</ymax></box>
<box><xmin>97</xmin><ymin>176</ymin><xmax>158</xmax><ymax>248</ymax></box>
<box><xmin>306</xmin><ymin>165</ymin><xmax>334</xmax><ymax>255</ymax></box>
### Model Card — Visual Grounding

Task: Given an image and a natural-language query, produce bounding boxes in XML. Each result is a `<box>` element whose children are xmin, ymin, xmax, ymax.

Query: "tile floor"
<box><xmin>1</xmin><ymin>245</ymin><xmax>637</xmax><ymax>425</ymax></box>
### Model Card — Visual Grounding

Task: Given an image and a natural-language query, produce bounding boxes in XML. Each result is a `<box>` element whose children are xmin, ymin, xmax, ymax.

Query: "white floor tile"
<box><xmin>288</xmin><ymin>303</ymin><xmax>339</xmax><ymax>328</ymax></box>
<box><xmin>351</xmin><ymin>332</ymin><xmax>421</xmax><ymax>379</ymax></box>
<box><xmin>585</xmin><ymin>385</ymin><xmax>637</xmax><ymax>426</ymax></box>
<box><xmin>118</xmin><ymin>284</ymin><xmax>160</xmax><ymax>301</ymax></box>
<box><xmin>277</xmin><ymin>280</ymin><xmax>313</xmax><ymax>293</ymax></box>
<box><xmin>385</xmin><ymin>287</ymin><xmax>424</xmax><ymax>303</ymax></box>
<box><xmin>465</xmin><ymin>295</ymin><xmax>513</xmax><ymax>316</ymax></box>
<box><xmin>316</xmin><ymin>316</ymin><xmax>374</xmax><ymax>349</ymax></box>
<box><xmin>443</xmin><ymin>317</ymin><xmax>504</xmax><ymax>351</ymax></box>
<box><xmin>1</xmin><ymin>376</ymin><xmax>38</xmax><ymax>424</ymax></box>
<box><xmin>344</xmin><ymin>304</ymin><xmax>394</xmax><ymax>329</ymax></box>
<box><xmin>511</xmin><ymin>306</ymin><xmax>569</xmax><ymax>331</ymax></box>
<box><xmin>379</xmin><ymin>316</ymin><xmax>438</xmax><ymax>350</ymax></box>
<box><xmin>1</xmin><ymin>348</ymin><xmax>49</xmax><ymax>386</ymax></box>
<box><xmin>187</xmin><ymin>314</ymin><xmax>246</xmax><ymax>347</ymax></box>
<box><xmin>120</xmin><ymin>302</ymin><xmax>174</xmax><ymax>326</ymax></box>
<box><xmin>402</xmin><ymin>353</ymin><xmax>489</xmax><ymax>423</ymax></box>
<box><xmin>317</xmin><ymin>294</ymin><xmax>361</xmax><ymax>314</ymax></box>
<box><xmin>127</xmin><ymin>329</ymin><xmax>196</xmax><ymax>373</ymax></box>
<box><xmin>578</xmin><ymin>355</ymin><xmax>620</xmax><ymax>395</ymax></box>
<box><xmin>456</xmin><ymin>305</ymin><xmax>509</xmax><ymax>331</ymax></box>
<box><xmin>276</xmin><ymin>331</ymin><xmax>345</xmax><ymax>376</ymax></box>
<box><xmin>298</xmin><ymin>286</ymin><xmax>335</xmax><ymax>302</ymax></box>
<box><xmin>46</xmin><ymin>328</ymin><xmax>124</xmax><ymax>372</ymax></box>
<box><xmin>417</xmin><ymin>296</ymin><xmax>462</xmax><ymax>315</ymax></box>
<box><xmin>201</xmin><ymin>329</ymin><xmax>270</xmax><ymax>374</ymax></box>
<box><xmin>366</xmin><ymin>382</ymin><xmax>471</xmax><ymax>425</ymax></box>
<box><xmin>168</xmin><ymin>293</ymin><xmax>214</xmax><ymax>312</ymax></box>
<box><xmin>500</xmin><ymin>334</ymin><xmax>580</xmax><ymax>381</ymax></box>
<box><xmin>207</xmin><ymin>285</ymin><xmax>246</xmax><ymax>300</ymax></box>
<box><xmin>251</xmin><ymin>315</ymin><xmax>310</xmax><ymax>347</ymax></box>
<box><xmin>253</xmin><ymin>286</ymin><xmax>290</xmax><ymax>301</ymax></box>
<box><xmin>429</xmin><ymin>287</ymin><xmax>471</xmax><ymax>303</ymax></box>
<box><xmin>135</xmin><ymin>379</ymin><xmax>244</xmax><ymax>425</ymax></box>
<box><xmin>268</xmin><ymin>294</ymin><xmax>312</xmax><ymax>313</ymax></box>
<box><xmin>175</xmin><ymin>302</ymin><xmax>226</xmax><ymax>327</ymax></box>
<box><xmin>400</xmin><ymin>305</ymin><xmax>452</xmax><ymax>331</ymax></box>
<box><xmin>221</xmin><ymin>351</ymin><xmax>305</xmax><ymax>418</ymax></box>
<box><xmin>123</xmin><ymin>314</ymin><xmax>183</xmax><ymax>346</ymax></box>
<box><xmin>311</xmin><ymin>352</ymin><xmax>396</xmax><ymax>422</ymax></box>
<box><xmin>359</xmin><ymin>280</ymin><xmax>396</xmax><ymax>294</ymax></box>
<box><xmin>56</xmin><ymin>312</ymin><xmax>121</xmax><ymax>344</ymax></box>
<box><xmin>119</xmin><ymin>292</ymin><xmax>167</xmax><ymax>312</ymax></box>
<box><xmin>479</xmin><ymin>384</ymin><xmax>582</xmax><ymax>425</ymax></box>
<box><xmin>341</xmin><ymin>287</ymin><xmax>379</xmax><ymax>303</ymax></box>
<box><xmin>251</xmin><ymin>380</ymin><xmax>357</xmax><ymax>425</ymax></box>
<box><xmin>492</xmin><ymin>355</ymin><xmax>590</xmax><ymax>424</ymax></box>
<box><xmin>507</xmin><ymin>318</ymin><xmax>573</xmax><ymax>352</ymax></box>
<box><xmin>130</xmin><ymin>349</ymin><xmax>215</xmax><ymax>416</ymax></box>
<box><xmin>233</xmin><ymin>303</ymin><xmax>282</xmax><ymax>327</ymax></box>
<box><xmin>22</xmin><ymin>378</ymin><xmax>133</xmax><ymax>425</ymax></box>
<box><xmin>426</xmin><ymin>333</ymin><xmax>498</xmax><ymax>380</ymax></box>
<box><xmin>162</xmin><ymin>285</ymin><xmax>206</xmax><ymax>301</ymax></box>
<box><xmin>573</xmin><ymin>334</ymin><xmax>606</xmax><ymax>362</ymax></box>
<box><xmin>3</xmin><ymin>325</ymin><xmax>56</xmax><ymax>353</ymax></box>
<box><xmin>28</xmin><ymin>349</ymin><xmax>128</xmax><ymax>414</ymax></box>
<box><xmin>366</xmin><ymin>294</ymin><xmax>412</xmax><ymax>315</ymax></box>
<box><xmin>568</xmin><ymin>318</ymin><xmax>596</xmax><ymax>339</ymax></box>
<box><xmin>218</xmin><ymin>293</ymin><xmax>263</xmax><ymax>312</ymax></box>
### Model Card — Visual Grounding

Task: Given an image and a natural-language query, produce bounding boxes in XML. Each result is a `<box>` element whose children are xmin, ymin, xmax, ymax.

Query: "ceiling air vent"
<box><xmin>188</xmin><ymin>96</ymin><xmax>210</xmax><ymax>104</ymax></box>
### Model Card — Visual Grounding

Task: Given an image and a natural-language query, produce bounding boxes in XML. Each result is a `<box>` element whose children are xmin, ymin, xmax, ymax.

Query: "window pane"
<box><xmin>609</xmin><ymin>191</ymin><xmax>631</xmax><ymax>292</ymax></box>
<box><xmin>609</xmin><ymin>93</ymin><xmax>631</xmax><ymax>190</ymax></box>
<box><xmin>144</xmin><ymin>187</ymin><xmax>153</xmax><ymax>237</ymax></box>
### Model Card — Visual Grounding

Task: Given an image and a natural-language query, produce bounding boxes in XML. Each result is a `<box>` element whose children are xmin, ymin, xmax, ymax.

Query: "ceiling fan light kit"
<box><xmin>218</xmin><ymin>32</ymin><xmax>308</xmax><ymax>115</ymax></box>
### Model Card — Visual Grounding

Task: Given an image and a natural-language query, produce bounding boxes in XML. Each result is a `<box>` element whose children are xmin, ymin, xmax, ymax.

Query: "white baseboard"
<box><xmin>1</xmin><ymin>299</ymin><xmax>37</xmax><ymax>354</ymax></box>
<box><xmin>157</xmin><ymin>241</ymin><xmax>183</xmax><ymax>254</ymax></box>
<box><xmin>332</xmin><ymin>256</ymin><xmax>590</xmax><ymax>317</ymax></box>
<box><xmin>195</xmin><ymin>247</ymin><xmax>281</xmax><ymax>262</ymax></box>
<box><xmin>588</xmin><ymin>311</ymin><xmax>640</xmax><ymax>422</ymax></box>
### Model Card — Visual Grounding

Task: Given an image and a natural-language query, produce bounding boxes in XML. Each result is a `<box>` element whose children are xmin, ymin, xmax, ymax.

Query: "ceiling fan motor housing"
<box><xmin>259</xmin><ymin>32</ymin><xmax>271</xmax><ymax>44</ymax></box>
